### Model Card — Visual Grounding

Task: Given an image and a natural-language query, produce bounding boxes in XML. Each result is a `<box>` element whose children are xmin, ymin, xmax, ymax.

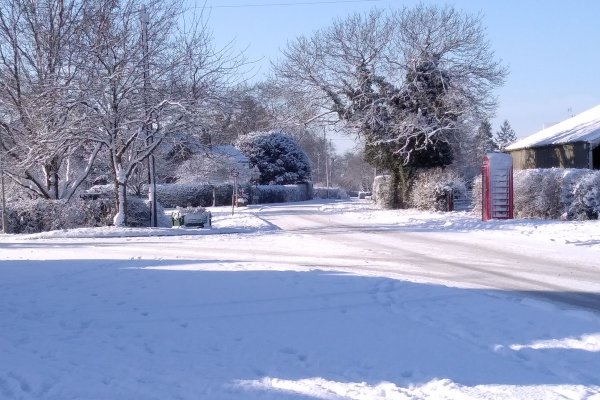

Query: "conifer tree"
<box><xmin>495</xmin><ymin>120</ymin><xmax>518</xmax><ymax>150</ymax></box>
<box><xmin>474</xmin><ymin>120</ymin><xmax>497</xmax><ymax>160</ymax></box>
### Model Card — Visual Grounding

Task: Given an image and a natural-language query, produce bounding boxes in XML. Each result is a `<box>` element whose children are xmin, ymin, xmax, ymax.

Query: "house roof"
<box><xmin>212</xmin><ymin>145</ymin><xmax>249</xmax><ymax>164</ymax></box>
<box><xmin>506</xmin><ymin>104</ymin><xmax>600</xmax><ymax>151</ymax></box>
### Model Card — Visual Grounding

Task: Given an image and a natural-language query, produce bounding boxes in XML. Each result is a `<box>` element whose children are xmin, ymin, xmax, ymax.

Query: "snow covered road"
<box><xmin>251</xmin><ymin>202</ymin><xmax>600</xmax><ymax>310</ymax></box>
<box><xmin>1</xmin><ymin>199</ymin><xmax>599</xmax><ymax>399</ymax></box>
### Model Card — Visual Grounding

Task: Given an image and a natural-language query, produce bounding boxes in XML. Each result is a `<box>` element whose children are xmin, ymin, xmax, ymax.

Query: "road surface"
<box><xmin>4</xmin><ymin>200</ymin><xmax>599</xmax><ymax>312</ymax></box>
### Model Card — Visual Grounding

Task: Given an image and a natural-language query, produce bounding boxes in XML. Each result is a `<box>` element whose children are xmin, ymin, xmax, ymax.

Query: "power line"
<box><xmin>204</xmin><ymin>0</ymin><xmax>383</xmax><ymax>9</ymax></box>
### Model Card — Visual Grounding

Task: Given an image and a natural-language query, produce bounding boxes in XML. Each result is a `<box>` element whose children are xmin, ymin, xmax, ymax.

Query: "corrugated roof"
<box><xmin>506</xmin><ymin>104</ymin><xmax>600</xmax><ymax>151</ymax></box>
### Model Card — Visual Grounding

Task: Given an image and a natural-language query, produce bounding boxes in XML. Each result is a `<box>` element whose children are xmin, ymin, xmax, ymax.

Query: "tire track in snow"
<box><xmin>258</xmin><ymin>212</ymin><xmax>600</xmax><ymax>312</ymax></box>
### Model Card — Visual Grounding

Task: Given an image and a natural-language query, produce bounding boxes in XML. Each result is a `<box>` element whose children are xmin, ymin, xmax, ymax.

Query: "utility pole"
<box><xmin>141</xmin><ymin>5</ymin><xmax>157</xmax><ymax>227</ymax></box>
<box><xmin>230</xmin><ymin>168</ymin><xmax>239</xmax><ymax>215</ymax></box>
<box><xmin>1</xmin><ymin>147</ymin><xmax>8</xmax><ymax>233</ymax></box>
<box><xmin>324</xmin><ymin>129</ymin><xmax>329</xmax><ymax>199</ymax></box>
<box><xmin>329</xmin><ymin>138</ymin><xmax>333</xmax><ymax>190</ymax></box>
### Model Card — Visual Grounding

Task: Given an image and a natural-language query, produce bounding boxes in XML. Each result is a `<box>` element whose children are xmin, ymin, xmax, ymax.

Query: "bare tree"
<box><xmin>0</xmin><ymin>0</ymin><xmax>100</xmax><ymax>200</ymax></box>
<box><xmin>78</xmin><ymin>0</ymin><xmax>249</xmax><ymax>226</ymax></box>
<box><xmin>168</xmin><ymin>11</ymin><xmax>249</xmax><ymax>146</ymax></box>
<box><xmin>214</xmin><ymin>86</ymin><xmax>274</xmax><ymax>141</ymax></box>
<box><xmin>273</xmin><ymin>9</ymin><xmax>393</xmax><ymax>127</ymax></box>
<box><xmin>0</xmin><ymin>0</ymin><xmax>249</xmax><ymax>227</ymax></box>
<box><xmin>77</xmin><ymin>0</ymin><xmax>191</xmax><ymax>226</ymax></box>
<box><xmin>335</xmin><ymin>150</ymin><xmax>375</xmax><ymax>192</ymax></box>
<box><xmin>274</xmin><ymin>5</ymin><xmax>506</xmax><ymax>207</ymax></box>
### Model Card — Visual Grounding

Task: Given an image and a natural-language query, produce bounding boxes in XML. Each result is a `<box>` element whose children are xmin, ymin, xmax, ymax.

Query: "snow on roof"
<box><xmin>484</xmin><ymin>152</ymin><xmax>512</xmax><ymax>167</ymax></box>
<box><xmin>212</xmin><ymin>145</ymin><xmax>249</xmax><ymax>163</ymax></box>
<box><xmin>506</xmin><ymin>104</ymin><xmax>600</xmax><ymax>151</ymax></box>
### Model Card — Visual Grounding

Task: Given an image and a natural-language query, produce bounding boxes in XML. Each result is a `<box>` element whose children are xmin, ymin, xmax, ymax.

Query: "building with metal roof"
<box><xmin>506</xmin><ymin>105</ymin><xmax>600</xmax><ymax>169</ymax></box>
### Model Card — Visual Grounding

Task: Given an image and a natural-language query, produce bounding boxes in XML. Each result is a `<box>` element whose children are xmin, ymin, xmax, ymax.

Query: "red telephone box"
<box><xmin>482</xmin><ymin>153</ymin><xmax>513</xmax><ymax>221</ymax></box>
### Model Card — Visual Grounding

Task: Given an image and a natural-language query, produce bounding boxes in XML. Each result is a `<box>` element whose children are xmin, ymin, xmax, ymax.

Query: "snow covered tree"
<box><xmin>495</xmin><ymin>120</ymin><xmax>517</xmax><ymax>151</ymax></box>
<box><xmin>79</xmin><ymin>0</ymin><xmax>243</xmax><ymax>226</ymax></box>
<box><xmin>0</xmin><ymin>0</ymin><xmax>246</xmax><ymax>227</ymax></box>
<box><xmin>474</xmin><ymin>120</ymin><xmax>497</xmax><ymax>161</ymax></box>
<box><xmin>335</xmin><ymin>151</ymin><xmax>375</xmax><ymax>192</ymax></box>
<box><xmin>0</xmin><ymin>0</ymin><xmax>101</xmax><ymax>200</ymax></box>
<box><xmin>214</xmin><ymin>88</ymin><xmax>274</xmax><ymax>142</ymax></box>
<box><xmin>290</xmin><ymin>129</ymin><xmax>332</xmax><ymax>186</ymax></box>
<box><xmin>274</xmin><ymin>5</ymin><xmax>506</xmax><ymax>208</ymax></box>
<box><xmin>168</xmin><ymin>13</ymin><xmax>248</xmax><ymax>146</ymax></box>
<box><xmin>77</xmin><ymin>0</ymin><xmax>190</xmax><ymax>226</ymax></box>
<box><xmin>447</xmin><ymin>122</ymin><xmax>484</xmax><ymax>180</ymax></box>
<box><xmin>235</xmin><ymin>131</ymin><xmax>311</xmax><ymax>185</ymax></box>
<box><xmin>175</xmin><ymin>153</ymin><xmax>258</xmax><ymax>185</ymax></box>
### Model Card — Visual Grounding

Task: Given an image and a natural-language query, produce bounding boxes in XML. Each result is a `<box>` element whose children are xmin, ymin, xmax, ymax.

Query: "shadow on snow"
<box><xmin>1</xmin><ymin>259</ymin><xmax>599</xmax><ymax>399</ymax></box>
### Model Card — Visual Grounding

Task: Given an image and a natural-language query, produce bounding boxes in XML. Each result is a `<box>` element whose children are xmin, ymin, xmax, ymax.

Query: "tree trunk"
<box><xmin>112</xmin><ymin>156</ymin><xmax>128</xmax><ymax>227</ymax></box>
<box><xmin>148</xmin><ymin>155</ymin><xmax>157</xmax><ymax>227</ymax></box>
<box><xmin>63</xmin><ymin>143</ymin><xmax>102</xmax><ymax>202</ymax></box>
<box><xmin>390</xmin><ymin>164</ymin><xmax>412</xmax><ymax>209</ymax></box>
<box><xmin>43</xmin><ymin>159</ymin><xmax>61</xmax><ymax>200</ymax></box>
<box><xmin>389</xmin><ymin>165</ymin><xmax>402</xmax><ymax>209</ymax></box>
<box><xmin>113</xmin><ymin>179</ymin><xmax>127</xmax><ymax>227</ymax></box>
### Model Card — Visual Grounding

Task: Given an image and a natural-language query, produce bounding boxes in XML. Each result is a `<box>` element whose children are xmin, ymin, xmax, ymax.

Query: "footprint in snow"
<box><xmin>7</xmin><ymin>372</ymin><xmax>31</xmax><ymax>393</ymax></box>
<box><xmin>144</xmin><ymin>343</ymin><xmax>155</xmax><ymax>355</ymax></box>
<box><xmin>279</xmin><ymin>347</ymin><xmax>297</xmax><ymax>355</ymax></box>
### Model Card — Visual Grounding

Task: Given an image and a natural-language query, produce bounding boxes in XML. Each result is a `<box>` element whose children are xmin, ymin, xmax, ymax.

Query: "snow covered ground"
<box><xmin>1</xmin><ymin>199</ymin><xmax>599</xmax><ymax>399</ymax></box>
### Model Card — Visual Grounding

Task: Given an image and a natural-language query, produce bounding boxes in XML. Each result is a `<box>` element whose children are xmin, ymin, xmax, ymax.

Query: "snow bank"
<box><xmin>11</xmin><ymin>208</ymin><xmax>274</xmax><ymax>239</ymax></box>
<box><xmin>345</xmin><ymin>203</ymin><xmax>600</xmax><ymax>250</ymax></box>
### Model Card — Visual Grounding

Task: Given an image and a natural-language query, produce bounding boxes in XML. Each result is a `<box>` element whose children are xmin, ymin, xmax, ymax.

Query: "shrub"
<box><xmin>511</xmin><ymin>168</ymin><xmax>594</xmax><ymax>219</ymax></box>
<box><xmin>235</xmin><ymin>130</ymin><xmax>311</xmax><ymax>184</ymax></box>
<box><xmin>249</xmin><ymin>183</ymin><xmax>313</xmax><ymax>204</ymax></box>
<box><xmin>567</xmin><ymin>172</ymin><xmax>600</xmax><ymax>220</ymax></box>
<box><xmin>372</xmin><ymin>175</ymin><xmax>393</xmax><ymax>208</ymax></box>
<box><xmin>127</xmin><ymin>197</ymin><xmax>171</xmax><ymax>228</ymax></box>
<box><xmin>514</xmin><ymin>169</ymin><xmax>560</xmax><ymax>219</ymax></box>
<box><xmin>146</xmin><ymin>182</ymin><xmax>312</xmax><ymax>207</ymax></box>
<box><xmin>151</xmin><ymin>183</ymin><xmax>233</xmax><ymax>208</ymax></box>
<box><xmin>4</xmin><ymin>195</ymin><xmax>169</xmax><ymax>234</ymax></box>
<box><xmin>472</xmin><ymin>175</ymin><xmax>482</xmax><ymax>215</ymax></box>
<box><xmin>5</xmin><ymin>198</ymin><xmax>108</xmax><ymax>233</ymax></box>
<box><xmin>408</xmin><ymin>168</ymin><xmax>467</xmax><ymax>211</ymax></box>
<box><xmin>313</xmin><ymin>187</ymin><xmax>350</xmax><ymax>200</ymax></box>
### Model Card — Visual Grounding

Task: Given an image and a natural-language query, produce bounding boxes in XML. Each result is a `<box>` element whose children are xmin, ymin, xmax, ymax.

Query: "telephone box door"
<box><xmin>482</xmin><ymin>153</ymin><xmax>513</xmax><ymax>221</ymax></box>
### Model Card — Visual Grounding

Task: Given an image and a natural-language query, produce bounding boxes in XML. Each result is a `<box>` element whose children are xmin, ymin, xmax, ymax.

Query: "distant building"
<box><xmin>506</xmin><ymin>105</ymin><xmax>600</xmax><ymax>170</ymax></box>
<box><xmin>211</xmin><ymin>145</ymin><xmax>250</xmax><ymax>169</ymax></box>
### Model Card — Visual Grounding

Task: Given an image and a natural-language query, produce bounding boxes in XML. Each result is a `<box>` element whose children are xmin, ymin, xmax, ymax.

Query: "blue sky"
<box><xmin>199</xmin><ymin>0</ymin><xmax>600</xmax><ymax>152</ymax></box>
